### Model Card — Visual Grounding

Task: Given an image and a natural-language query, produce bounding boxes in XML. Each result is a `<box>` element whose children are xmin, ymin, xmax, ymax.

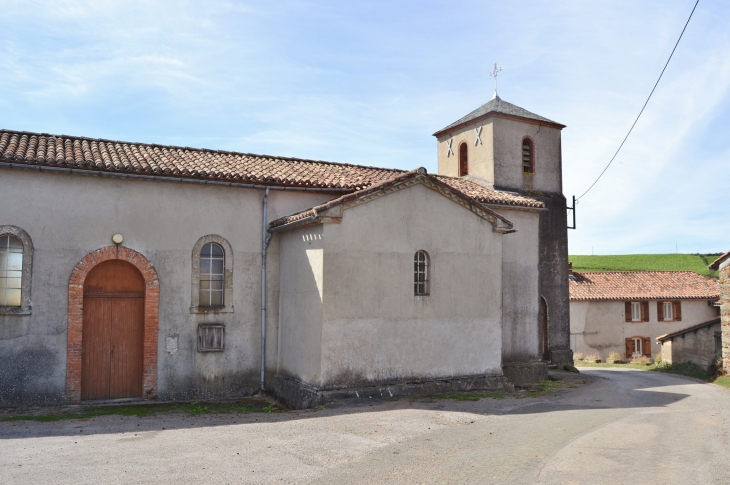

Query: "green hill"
<box><xmin>568</xmin><ymin>254</ymin><xmax>723</xmax><ymax>278</ymax></box>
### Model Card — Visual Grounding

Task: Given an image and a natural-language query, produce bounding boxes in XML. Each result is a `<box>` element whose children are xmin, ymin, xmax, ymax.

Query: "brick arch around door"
<box><xmin>66</xmin><ymin>246</ymin><xmax>159</xmax><ymax>403</ymax></box>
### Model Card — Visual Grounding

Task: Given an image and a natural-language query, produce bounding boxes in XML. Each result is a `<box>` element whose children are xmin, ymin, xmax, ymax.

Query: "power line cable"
<box><xmin>575</xmin><ymin>0</ymin><xmax>700</xmax><ymax>201</ymax></box>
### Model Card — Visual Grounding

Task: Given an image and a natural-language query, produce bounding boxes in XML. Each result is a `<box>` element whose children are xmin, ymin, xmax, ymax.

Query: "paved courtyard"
<box><xmin>2</xmin><ymin>369</ymin><xmax>730</xmax><ymax>484</ymax></box>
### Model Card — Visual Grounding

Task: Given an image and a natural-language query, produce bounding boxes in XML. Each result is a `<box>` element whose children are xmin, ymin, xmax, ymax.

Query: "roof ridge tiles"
<box><xmin>0</xmin><ymin>129</ymin><xmax>406</xmax><ymax>173</ymax></box>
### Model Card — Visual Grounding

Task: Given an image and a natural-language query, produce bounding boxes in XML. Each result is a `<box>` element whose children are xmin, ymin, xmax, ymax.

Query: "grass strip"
<box><xmin>1</xmin><ymin>400</ymin><xmax>281</xmax><ymax>423</ymax></box>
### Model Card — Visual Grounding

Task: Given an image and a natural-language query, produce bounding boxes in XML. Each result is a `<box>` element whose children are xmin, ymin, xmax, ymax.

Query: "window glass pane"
<box><xmin>7</xmin><ymin>253</ymin><xmax>22</xmax><ymax>271</ymax></box>
<box><xmin>199</xmin><ymin>290</ymin><xmax>210</xmax><ymax>306</ymax></box>
<box><xmin>210</xmin><ymin>280</ymin><xmax>223</xmax><ymax>290</ymax></box>
<box><xmin>200</xmin><ymin>280</ymin><xmax>210</xmax><ymax>290</ymax></box>
<box><xmin>211</xmin><ymin>259</ymin><xmax>224</xmax><ymax>275</ymax></box>
<box><xmin>0</xmin><ymin>235</ymin><xmax>7</xmax><ymax>248</ymax></box>
<box><xmin>200</xmin><ymin>243</ymin><xmax>212</xmax><ymax>258</ymax></box>
<box><xmin>0</xmin><ymin>256</ymin><xmax>6</xmax><ymax>271</ymax></box>
<box><xmin>5</xmin><ymin>278</ymin><xmax>21</xmax><ymax>289</ymax></box>
<box><xmin>5</xmin><ymin>289</ymin><xmax>21</xmax><ymax>307</ymax></box>
<box><xmin>210</xmin><ymin>244</ymin><xmax>223</xmax><ymax>257</ymax></box>
<box><xmin>200</xmin><ymin>258</ymin><xmax>211</xmax><ymax>274</ymax></box>
<box><xmin>7</xmin><ymin>236</ymin><xmax>23</xmax><ymax>251</ymax></box>
<box><xmin>210</xmin><ymin>291</ymin><xmax>223</xmax><ymax>306</ymax></box>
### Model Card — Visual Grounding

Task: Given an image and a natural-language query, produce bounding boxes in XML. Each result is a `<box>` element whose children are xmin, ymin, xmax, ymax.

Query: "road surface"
<box><xmin>2</xmin><ymin>368</ymin><xmax>729</xmax><ymax>484</ymax></box>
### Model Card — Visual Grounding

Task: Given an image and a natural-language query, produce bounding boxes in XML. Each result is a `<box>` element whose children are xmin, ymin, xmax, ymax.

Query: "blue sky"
<box><xmin>2</xmin><ymin>0</ymin><xmax>728</xmax><ymax>255</ymax></box>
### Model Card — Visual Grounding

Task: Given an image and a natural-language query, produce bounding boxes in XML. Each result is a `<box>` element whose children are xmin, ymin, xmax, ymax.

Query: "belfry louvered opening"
<box><xmin>522</xmin><ymin>137</ymin><xmax>534</xmax><ymax>173</ymax></box>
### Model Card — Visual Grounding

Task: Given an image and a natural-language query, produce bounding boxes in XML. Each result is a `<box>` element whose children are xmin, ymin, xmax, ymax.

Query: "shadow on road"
<box><xmin>0</xmin><ymin>368</ymin><xmax>699</xmax><ymax>440</ymax></box>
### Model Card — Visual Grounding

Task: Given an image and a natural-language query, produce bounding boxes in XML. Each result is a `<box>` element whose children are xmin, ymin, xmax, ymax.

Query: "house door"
<box><xmin>81</xmin><ymin>260</ymin><xmax>145</xmax><ymax>401</ymax></box>
<box><xmin>540</xmin><ymin>297</ymin><xmax>550</xmax><ymax>361</ymax></box>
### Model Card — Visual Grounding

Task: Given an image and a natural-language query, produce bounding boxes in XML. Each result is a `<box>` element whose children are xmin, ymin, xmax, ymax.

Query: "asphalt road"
<box><xmin>2</xmin><ymin>368</ymin><xmax>729</xmax><ymax>484</ymax></box>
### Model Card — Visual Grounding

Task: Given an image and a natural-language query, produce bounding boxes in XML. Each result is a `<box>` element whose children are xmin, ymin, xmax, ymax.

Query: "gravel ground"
<box><xmin>1</xmin><ymin>369</ymin><xmax>729</xmax><ymax>484</ymax></box>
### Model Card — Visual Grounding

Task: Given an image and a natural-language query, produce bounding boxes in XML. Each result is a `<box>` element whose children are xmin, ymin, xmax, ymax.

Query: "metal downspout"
<box><xmin>260</xmin><ymin>187</ymin><xmax>272</xmax><ymax>392</ymax></box>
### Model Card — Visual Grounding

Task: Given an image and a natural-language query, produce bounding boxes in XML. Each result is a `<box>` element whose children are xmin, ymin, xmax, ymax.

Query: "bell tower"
<box><xmin>432</xmin><ymin>79</ymin><xmax>573</xmax><ymax>368</ymax></box>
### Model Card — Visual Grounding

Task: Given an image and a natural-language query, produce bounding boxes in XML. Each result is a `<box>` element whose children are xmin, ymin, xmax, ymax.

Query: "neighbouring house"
<box><xmin>0</xmin><ymin>93</ymin><xmax>572</xmax><ymax>408</ymax></box>
<box><xmin>656</xmin><ymin>318</ymin><xmax>722</xmax><ymax>369</ymax></box>
<box><xmin>709</xmin><ymin>252</ymin><xmax>730</xmax><ymax>373</ymax></box>
<box><xmin>569</xmin><ymin>270</ymin><xmax>719</xmax><ymax>361</ymax></box>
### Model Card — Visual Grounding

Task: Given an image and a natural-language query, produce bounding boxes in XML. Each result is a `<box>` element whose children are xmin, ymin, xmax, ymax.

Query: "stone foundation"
<box><xmin>549</xmin><ymin>349</ymin><xmax>574</xmax><ymax>367</ymax></box>
<box><xmin>502</xmin><ymin>361</ymin><xmax>548</xmax><ymax>386</ymax></box>
<box><xmin>270</xmin><ymin>374</ymin><xmax>514</xmax><ymax>410</ymax></box>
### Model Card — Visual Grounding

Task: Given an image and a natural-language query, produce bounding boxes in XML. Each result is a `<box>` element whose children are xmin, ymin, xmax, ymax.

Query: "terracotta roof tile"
<box><xmin>0</xmin><ymin>129</ymin><xmax>543</xmax><ymax>209</ymax></box>
<box><xmin>269</xmin><ymin>169</ymin><xmax>514</xmax><ymax>230</ymax></box>
<box><xmin>0</xmin><ymin>129</ymin><xmax>403</xmax><ymax>191</ymax></box>
<box><xmin>436</xmin><ymin>176</ymin><xmax>544</xmax><ymax>209</ymax></box>
<box><xmin>569</xmin><ymin>271</ymin><xmax>720</xmax><ymax>301</ymax></box>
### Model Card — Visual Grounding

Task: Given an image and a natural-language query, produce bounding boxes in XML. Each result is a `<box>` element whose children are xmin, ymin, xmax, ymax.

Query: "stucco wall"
<box><xmin>277</xmin><ymin>181</ymin><xmax>505</xmax><ymax>389</ymax></box>
<box><xmin>0</xmin><ymin>168</ymin><xmax>333</xmax><ymax>405</ymax></box>
<box><xmin>570</xmin><ymin>299</ymin><xmax>719</xmax><ymax>360</ymax></box>
<box><xmin>276</xmin><ymin>225</ymin><xmax>324</xmax><ymax>384</ymax></box>
<box><xmin>660</xmin><ymin>322</ymin><xmax>721</xmax><ymax>368</ymax></box>
<box><xmin>436</xmin><ymin>120</ymin><xmax>495</xmax><ymax>182</ymax></box>
<box><xmin>493</xmin><ymin>207</ymin><xmax>541</xmax><ymax>362</ymax></box>
<box><xmin>491</xmin><ymin>117</ymin><xmax>562</xmax><ymax>194</ymax></box>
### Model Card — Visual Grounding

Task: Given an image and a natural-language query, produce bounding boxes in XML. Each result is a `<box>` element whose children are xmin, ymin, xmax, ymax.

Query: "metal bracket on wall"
<box><xmin>567</xmin><ymin>195</ymin><xmax>576</xmax><ymax>229</ymax></box>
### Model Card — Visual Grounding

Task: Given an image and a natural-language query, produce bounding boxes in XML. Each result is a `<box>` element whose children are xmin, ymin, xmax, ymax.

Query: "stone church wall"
<box><xmin>0</xmin><ymin>168</ymin><xmax>331</xmax><ymax>405</ymax></box>
<box><xmin>318</xmin><ymin>182</ymin><xmax>503</xmax><ymax>388</ymax></box>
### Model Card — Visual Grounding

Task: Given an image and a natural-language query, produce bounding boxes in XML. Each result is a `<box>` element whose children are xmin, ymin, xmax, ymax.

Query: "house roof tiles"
<box><xmin>269</xmin><ymin>169</ymin><xmax>515</xmax><ymax>230</ymax></box>
<box><xmin>0</xmin><ymin>129</ymin><xmax>544</xmax><ymax>209</ymax></box>
<box><xmin>569</xmin><ymin>271</ymin><xmax>720</xmax><ymax>301</ymax></box>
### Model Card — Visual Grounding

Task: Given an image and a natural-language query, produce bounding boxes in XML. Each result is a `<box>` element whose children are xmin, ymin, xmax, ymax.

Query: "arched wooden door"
<box><xmin>81</xmin><ymin>260</ymin><xmax>145</xmax><ymax>400</ymax></box>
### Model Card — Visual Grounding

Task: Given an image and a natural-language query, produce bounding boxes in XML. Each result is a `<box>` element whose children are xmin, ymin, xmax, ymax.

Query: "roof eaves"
<box><xmin>655</xmin><ymin>317</ymin><xmax>721</xmax><ymax>342</ymax></box>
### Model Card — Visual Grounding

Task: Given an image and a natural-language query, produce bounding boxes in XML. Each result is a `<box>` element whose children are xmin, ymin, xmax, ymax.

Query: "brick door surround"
<box><xmin>66</xmin><ymin>246</ymin><xmax>159</xmax><ymax>403</ymax></box>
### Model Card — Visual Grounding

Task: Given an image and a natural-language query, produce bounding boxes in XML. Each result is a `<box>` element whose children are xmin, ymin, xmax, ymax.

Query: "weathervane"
<box><xmin>489</xmin><ymin>62</ymin><xmax>503</xmax><ymax>99</ymax></box>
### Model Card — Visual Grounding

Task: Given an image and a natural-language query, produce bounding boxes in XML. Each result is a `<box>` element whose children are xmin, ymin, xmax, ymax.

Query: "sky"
<box><xmin>1</xmin><ymin>0</ymin><xmax>729</xmax><ymax>255</ymax></box>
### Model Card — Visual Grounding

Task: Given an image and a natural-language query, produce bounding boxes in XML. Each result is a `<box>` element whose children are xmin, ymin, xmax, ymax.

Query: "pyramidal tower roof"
<box><xmin>433</xmin><ymin>95</ymin><xmax>565</xmax><ymax>136</ymax></box>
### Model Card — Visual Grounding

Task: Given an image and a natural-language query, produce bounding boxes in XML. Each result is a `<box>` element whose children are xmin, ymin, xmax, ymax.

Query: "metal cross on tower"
<box><xmin>489</xmin><ymin>62</ymin><xmax>503</xmax><ymax>99</ymax></box>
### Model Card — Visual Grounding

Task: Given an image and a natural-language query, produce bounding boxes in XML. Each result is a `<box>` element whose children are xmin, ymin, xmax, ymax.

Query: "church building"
<box><xmin>0</xmin><ymin>93</ymin><xmax>571</xmax><ymax>408</ymax></box>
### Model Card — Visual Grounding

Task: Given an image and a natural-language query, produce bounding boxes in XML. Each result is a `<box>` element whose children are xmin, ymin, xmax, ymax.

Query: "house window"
<box><xmin>658</xmin><ymin>301</ymin><xmax>681</xmax><ymax>322</ymax></box>
<box><xmin>626</xmin><ymin>336</ymin><xmax>651</xmax><ymax>358</ymax></box>
<box><xmin>625</xmin><ymin>301</ymin><xmax>648</xmax><ymax>322</ymax></box>
<box><xmin>458</xmin><ymin>143</ymin><xmax>468</xmax><ymax>176</ymax></box>
<box><xmin>633</xmin><ymin>337</ymin><xmax>643</xmax><ymax>357</ymax></box>
<box><xmin>522</xmin><ymin>137</ymin><xmax>534</xmax><ymax>173</ymax></box>
<box><xmin>0</xmin><ymin>235</ymin><xmax>23</xmax><ymax>307</ymax></box>
<box><xmin>414</xmin><ymin>250</ymin><xmax>429</xmax><ymax>296</ymax></box>
<box><xmin>0</xmin><ymin>226</ymin><xmax>33</xmax><ymax>315</ymax></box>
<box><xmin>200</xmin><ymin>243</ymin><xmax>225</xmax><ymax>306</ymax></box>
<box><xmin>631</xmin><ymin>302</ymin><xmax>642</xmax><ymax>322</ymax></box>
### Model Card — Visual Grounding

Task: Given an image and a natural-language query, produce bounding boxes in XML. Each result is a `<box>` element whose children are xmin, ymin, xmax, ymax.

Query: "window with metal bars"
<box><xmin>522</xmin><ymin>138</ymin><xmax>534</xmax><ymax>173</ymax></box>
<box><xmin>199</xmin><ymin>243</ymin><xmax>225</xmax><ymax>306</ymax></box>
<box><xmin>0</xmin><ymin>235</ymin><xmax>23</xmax><ymax>307</ymax></box>
<box><xmin>414</xmin><ymin>250</ymin><xmax>429</xmax><ymax>296</ymax></box>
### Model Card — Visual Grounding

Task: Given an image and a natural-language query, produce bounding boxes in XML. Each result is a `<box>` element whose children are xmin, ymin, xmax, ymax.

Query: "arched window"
<box><xmin>458</xmin><ymin>142</ymin><xmax>468</xmax><ymax>177</ymax></box>
<box><xmin>199</xmin><ymin>243</ymin><xmax>225</xmax><ymax>307</ymax></box>
<box><xmin>0</xmin><ymin>235</ymin><xmax>23</xmax><ymax>307</ymax></box>
<box><xmin>0</xmin><ymin>226</ymin><xmax>32</xmax><ymax>314</ymax></box>
<box><xmin>414</xmin><ymin>250</ymin><xmax>429</xmax><ymax>296</ymax></box>
<box><xmin>522</xmin><ymin>137</ymin><xmax>534</xmax><ymax>173</ymax></box>
<box><xmin>191</xmin><ymin>235</ymin><xmax>233</xmax><ymax>313</ymax></box>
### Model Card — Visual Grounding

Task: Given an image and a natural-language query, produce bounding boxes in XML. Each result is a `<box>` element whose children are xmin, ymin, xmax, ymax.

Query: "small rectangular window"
<box><xmin>198</xmin><ymin>324</ymin><xmax>225</xmax><ymax>352</ymax></box>
<box><xmin>631</xmin><ymin>302</ymin><xmax>642</xmax><ymax>322</ymax></box>
<box><xmin>663</xmin><ymin>302</ymin><xmax>673</xmax><ymax>321</ymax></box>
